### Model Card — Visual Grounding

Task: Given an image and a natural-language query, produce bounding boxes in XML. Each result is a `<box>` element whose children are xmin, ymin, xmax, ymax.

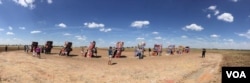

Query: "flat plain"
<box><xmin>0</xmin><ymin>46</ymin><xmax>249</xmax><ymax>83</ymax></box>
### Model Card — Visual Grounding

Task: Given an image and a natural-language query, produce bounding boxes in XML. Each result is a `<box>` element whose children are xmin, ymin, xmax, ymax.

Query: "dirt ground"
<box><xmin>0</xmin><ymin>48</ymin><xmax>222</xmax><ymax>83</ymax></box>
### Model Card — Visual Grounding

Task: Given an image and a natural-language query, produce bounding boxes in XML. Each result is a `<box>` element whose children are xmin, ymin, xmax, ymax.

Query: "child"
<box><xmin>108</xmin><ymin>47</ymin><xmax>113</xmax><ymax>65</ymax></box>
<box><xmin>36</xmin><ymin>47</ymin><xmax>41</xmax><ymax>58</ymax></box>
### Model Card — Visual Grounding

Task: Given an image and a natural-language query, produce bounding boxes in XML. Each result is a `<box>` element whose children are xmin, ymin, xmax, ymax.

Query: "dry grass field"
<box><xmin>0</xmin><ymin>45</ymin><xmax>249</xmax><ymax>83</ymax></box>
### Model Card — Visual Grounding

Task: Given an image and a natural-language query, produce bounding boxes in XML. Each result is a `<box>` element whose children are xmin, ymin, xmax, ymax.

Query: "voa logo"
<box><xmin>226</xmin><ymin>71</ymin><xmax>246</xmax><ymax>78</ymax></box>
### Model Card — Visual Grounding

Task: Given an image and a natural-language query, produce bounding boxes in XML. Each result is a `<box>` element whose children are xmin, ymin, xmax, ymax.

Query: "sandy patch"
<box><xmin>0</xmin><ymin>49</ymin><xmax>222</xmax><ymax>83</ymax></box>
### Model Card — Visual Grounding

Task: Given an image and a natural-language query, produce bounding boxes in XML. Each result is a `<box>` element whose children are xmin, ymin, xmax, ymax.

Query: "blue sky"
<box><xmin>0</xmin><ymin>0</ymin><xmax>250</xmax><ymax>49</ymax></box>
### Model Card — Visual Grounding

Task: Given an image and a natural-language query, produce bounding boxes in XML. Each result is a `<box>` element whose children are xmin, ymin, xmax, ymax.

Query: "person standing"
<box><xmin>108</xmin><ymin>46</ymin><xmax>113</xmax><ymax>65</ymax></box>
<box><xmin>26</xmin><ymin>45</ymin><xmax>30</xmax><ymax>53</ymax></box>
<box><xmin>36</xmin><ymin>47</ymin><xmax>41</xmax><ymax>58</ymax></box>
<box><xmin>148</xmin><ymin>48</ymin><xmax>151</xmax><ymax>56</ymax></box>
<box><xmin>41</xmin><ymin>46</ymin><xmax>45</xmax><ymax>53</ymax></box>
<box><xmin>81</xmin><ymin>47</ymin><xmax>85</xmax><ymax>57</ymax></box>
<box><xmin>84</xmin><ymin>49</ymin><xmax>88</xmax><ymax>57</ymax></box>
<box><xmin>202</xmin><ymin>48</ymin><xmax>206</xmax><ymax>58</ymax></box>
<box><xmin>32</xmin><ymin>47</ymin><xmax>36</xmax><ymax>57</ymax></box>
<box><xmin>134</xmin><ymin>47</ymin><xmax>138</xmax><ymax>57</ymax></box>
<box><xmin>24</xmin><ymin>45</ymin><xmax>26</xmax><ymax>52</ymax></box>
<box><xmin>5</xmin><ymin>45</ymin><xmax>8</xmax><ymax>52</ymax></box>
<box><xmin>113</xmin><ymin>48</ymin><xmax>118</xmax><ymax>58</ymax></box>
<box><xmin>66</xmin><ymin>47</ymin><xmax>71</xmax><ymax>56</ymax></box>
<box><xmin>138</xmin><ymin>48</ymin><xmax>143</xmax><ymax>59</ymax></box>
<box><xmin>94</xmin><ymin>47</ymin><xmax>97</xmax><ymax>56</ymax></box>
<box><xmin>170</xmin><ymin>49</ymin><xmax>174</xmax><ymax>55</ymax></box>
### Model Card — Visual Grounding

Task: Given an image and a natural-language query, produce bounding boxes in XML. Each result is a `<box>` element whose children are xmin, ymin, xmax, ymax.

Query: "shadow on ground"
<box><xmin>92</xmin><ymin>55</ymin><xmax>102</xmax><ymax>58</ymax></box>
<box><xmin>118</xmin><ymin>55</ymin><xmax>127</xmax><ymax>58</ymax></box>
<box><xmin>67</xmin><ymin>54</ymin><xmax>78</xmax><ymax>57</ymax></box>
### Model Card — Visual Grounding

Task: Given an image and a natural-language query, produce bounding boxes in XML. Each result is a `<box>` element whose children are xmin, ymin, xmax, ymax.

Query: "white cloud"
<box><xmin>206</xmin><ymin>5</ymin><xmax>220</xmax><ymax>17</ymax></box>
<box><xmin>47</xmin><ymin>0</ymin><xmax>52</xmax><ymax>4</ymax></box>
<box><xmin>30</xmin><ymin>30</ymin><xmax>41</xmax><ymax>34</ymax></box>
<box><xmin>13</xmin><ymin>0</ymin><xmax>36</xmax><ymax>9</ymax></box>
<box><xmin>19</xmin><ymin>27</ymin><xmax>26</xmax><ymax>30</ymax></box>
<box><xmin>231</xmin><ymin>0</ymin><xmax>239</xmax><ymax>2</ymax></box>
<box><xmin>210</xmin><ymin>34</ymin><xmax>220</xmax><ymax>38</ymax></box>
<box><xmin>207</xmin><ymin>14</ymin><xmax>211</xmax><ymax>18</ymax></box>
<box><xmin>223</xmin><ymin>39</ymin><xmax>234</xmax><ymax>42</ymax></box>
<box><xmin>63</xmin><ymin>33</ymin><xmax>71</xmax><ymax>36</ymax></box>
<box><xmin>99</xmin><ymin>28</ymin><xmax>112</xmax><ymax>32</ymax></box>
<box><xmin>8</xmin><ymin>26</ymin><xmax>13</xmax><ymax>30</ymax></box>
<box><xmin>197</xmin><ymin>38</ymin><xmax>203</xmax><ymax>40</ymax></box>
<box><xmin>0</xmin><ymin>0</ymin><xmax>2</xmax><ymax>4</ymax></box>
<box><xmin>214</xmin><ymin>10</ymin><xmax>220</xmax><ymax>15</ymax></box>
<box><xmin>131</xmin><ymin>20</ymin><xmax>150</xmax><ymax>28</ymax></box>
<box><xmin>136</xmin><ymin>37</ymin><xmax>144</xmax><ymax>40</ymax></box>
<box><xmin>75</xmin><ymin>36</ymin><xmax>81</xmax><ymax>38</ymax></box>
<box><xmin>0</xmin><ymin>28</ymin><xmax>4</xmax><ymax>31</ymax></box>
<box><xmin>110</xmin><ymin>41</ymin><xmax>117</xmax><ymax>45</ymax></box>
<box><xmin>183</xmin><ymin>23</ymin><xmax>204</xmax><ymax>31</ymax></box>
<box><xmin>217</xmin><ymin>13</ymin><xmax>234</xmax><ymax>22</ymax></box>
<box><xmin>208</xmin><ymin>5</ymin><xmax>216</xmax><ymax>10</ymax></box>
<box><xmin>181</xmin><ymin>35</ymin><xmax>188</xmax><ymax>38</ymax></box>
<box><xmin>98</xmin><ymin>38</ymin><xmax>105</xmax><ymax>43</ymax></box>
<box><xmin>57</xmin><ymin>23</ymin><xmax>67</xmax><ymax>28</ymax></box>
<box><xmin>75</xmin><ymin>35</ymin><xmax>87</xmax><ymax>41</ymax></box>
<box><xmin>152</xmin><ymin>31</ymin><xmax>159</xmax><ymax>34</ymax></box>
<box><xmin>238</xmin><ymin>29</ymin><xmax>250</xmax><ymax>39</ymax></box>
<box><xmin>6</xmin><ymin>32</ymin><xmax>15</xmax><ymax>35</ymax></box>
<box><xmin>84</xmin><ymin>22</ymin><xmax>105</xmax><ymax>28</ymax></box>
<box><xmin>155</xmin><ymin>36</ymin><xmax>162</xmax><ymax>40</ymax></box>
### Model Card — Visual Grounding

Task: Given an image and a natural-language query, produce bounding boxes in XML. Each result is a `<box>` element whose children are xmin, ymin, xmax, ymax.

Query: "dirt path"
<box><xmin>0</xmin><ymin>50</ymin><xmax>222</xmax><ymax>83</ymax></box>
<box><xmin>178</xmin><ymin>53</ymin><xmax>222</xmax><ymax>83</ymax></box>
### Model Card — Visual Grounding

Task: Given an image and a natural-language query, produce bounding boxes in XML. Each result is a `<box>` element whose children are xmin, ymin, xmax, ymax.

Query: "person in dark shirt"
<box><xmin>108</xmin><ymin>46</ymin><xmax>113</xmax><ymax>65</ymax></box>
<box><xmin>202</xmin><ymin>48</ymin><xmax>206</xmax><ymax>58</ymax></box>
<box><xmin>5</xmin><ymin>45</ymin><xmax>8</xmax><ymax>52</ymax></box>
<box><xmin>94</xmin><ymin>47</ymin><xmax>97</xmax><ymax>56</ymax></box>
<box><xmin>148</xmin><ymin>48</ymin><xmax>151</xmax><ymax>56</ymax></box>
